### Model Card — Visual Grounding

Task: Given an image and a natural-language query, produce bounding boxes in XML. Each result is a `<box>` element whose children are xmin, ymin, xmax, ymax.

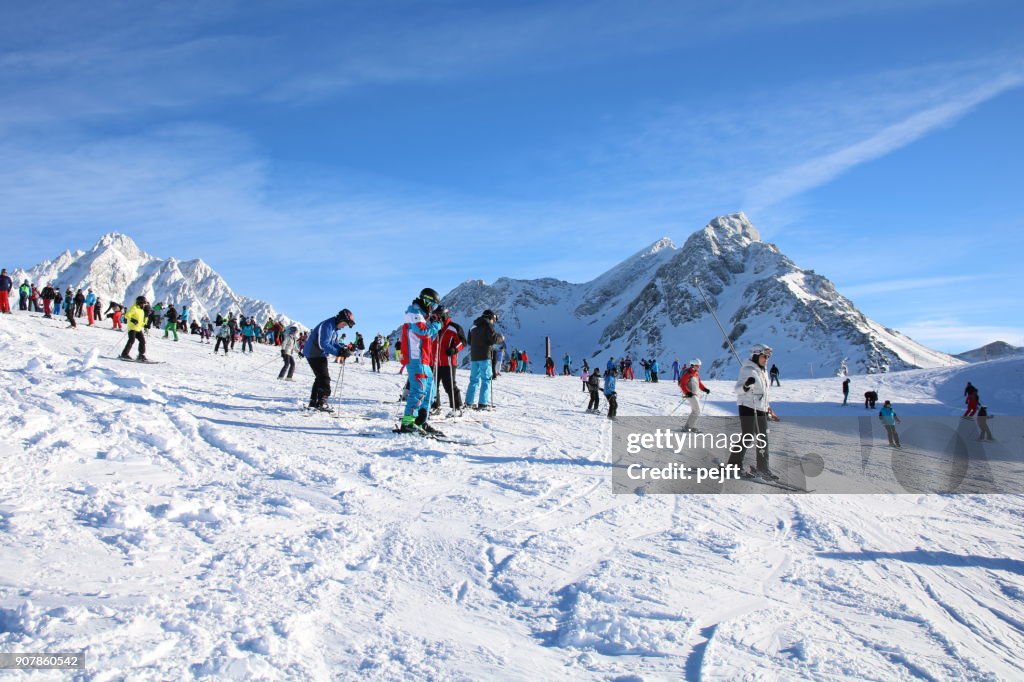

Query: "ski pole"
<box><xmin>329</xmin><ymin>360</ymin><xmax>344</xmax><ymax>412</ymax></box>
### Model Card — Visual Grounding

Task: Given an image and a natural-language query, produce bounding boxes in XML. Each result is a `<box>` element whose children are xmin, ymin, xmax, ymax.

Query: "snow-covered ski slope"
<box><xmin>2</xmin><ymin>312</ymin><xmax>1023</xmax><ymax>680</ymax></box>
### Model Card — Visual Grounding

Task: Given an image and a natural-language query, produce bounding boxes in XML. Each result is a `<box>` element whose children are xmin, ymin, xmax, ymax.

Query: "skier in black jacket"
<box><xmin>465</xmin><ymin>310</ymin><xmax>503</xmax><ymax>410</ymax></box>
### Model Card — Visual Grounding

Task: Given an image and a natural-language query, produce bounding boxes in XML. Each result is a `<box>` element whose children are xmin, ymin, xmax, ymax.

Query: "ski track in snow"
<box><xmin>1</xmin><ymin>312</ymin><xmax>1023</xmax><ymax>679</ymax></box>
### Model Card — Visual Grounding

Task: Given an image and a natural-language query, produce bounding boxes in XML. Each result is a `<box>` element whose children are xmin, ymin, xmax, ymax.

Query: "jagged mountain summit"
<box><xmin>441</xmin><ymin>213</ymin><xmax>961</xmax><ymax>378</ymax></box>
<box><xmin>13</xmin><ymin>233</ymin><xmax>297</xmax><ymax>326</ymax></box>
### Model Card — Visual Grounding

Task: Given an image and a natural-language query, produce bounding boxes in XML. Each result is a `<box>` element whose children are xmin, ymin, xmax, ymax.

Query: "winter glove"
<box><xmin>703</xmin><ymin>388</ymin><xmax>711</xmax><ymax>394</ymax></box>
<box><xmin>743</xmin><ymin>377</ymin><xmax>756</xmax><ymax>391</ymax></box>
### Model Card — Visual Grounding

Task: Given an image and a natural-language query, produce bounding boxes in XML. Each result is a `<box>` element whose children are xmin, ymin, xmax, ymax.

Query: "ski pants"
<box><xmin>307</xmin><ymin>356</ymin><xmax>332</xmax><ymax>408</ymax></box>
<box><xmin>122</xmin><ymin>330</ymin><xmax>146</xmax><ymax>358</ymax></box>
<box><xmin>685</xmin><ymin>394</ymin><xmax>701</xmax><ymax>431</ymax></box>
<box><xmin>19</xmin><ymin>293</ymin><xmax>27</xmax><ymax>311</ymax></box>
<box><xmin>546</xmin><ymin>366</ymin><xmax>555</xmax><ymax>377</ymax></box>
<box><xmin>112</xmin><ymin>312</ymin><xmax>122</xmax><ymax>329</ymax></box>
<box><xmin>404</xmin><ymin>361</ymin><xmax>435</xmax><ymax>420</ymax></box>
<box><xmin>66</xmin><ymin>306</ymin><xmax>76</xmax><ymax>328</ymax></box>
<box><xmin>651</xmin><ymin>371</ymin><xmax>658</xmax><ymax>383</ymax></box>
<box><xmin>563</xmin><ymin>364</ymin><xmax>571</xmax><ymax>375</ymax></box>
<box><xmin>465</xmin><ymin>359</ymin><xmax>492</xmax><ymax>407</ymax></box>
<box><xmin>371</xmin><ymin>353</ymin><xmax>381</xmax><ymax>373</ymax></box>
<box><xmin>728</xmin><ymin>405</ymin><xmax>770</xmax><ymax>472</ymax></box>
<box><xmin>279</xmin><ymin>352</ymin><xmax>295</xmax><ymax>379</ymax></box>
<box><xmin>964</xmin><ymin>397</ymin><xmax>979</xmax><ymax>417</ymax></box>
<box><xmin>770</xmin><ymin>375</ymin><xmax>780</xmax><ymax>386</ymax></box>
<box><xmin>43</xmin><ymin>299</ymin><xmax>51</xmax><ymax>317</ymax></box>
<box><xmin>842</xmin><ymin>391</ymin><xmax>848</xmax><ymax>405</ymax></box>
<box><xmin>605</xmin><ymin>393</ymin><xmax>617</xmax><ymax>418</ymax></box>
<box><xmin>883</xmin><ymin>424</ymin><xmax>901</xmax><ymax>447</ymax></box>
<box><xmin>215</xmin><ymin>337</ymin><xmax>229</xmax><ymax>353</ymax></box>
<box><xmin>587</xmin><ymin>390</ymin><xmax>600</xmax><ymax>411</ymax></box>
<box><xmin>0</xmin><ymin>291</ymin><xmax>9</xmax><ymax>313</ymax></box>
<box><xmin>242</xmin><ymin>336</ymin><xmax>253</xmax><ymax>352</ymax></box>
<box><xmin>433</xmin><ymin>365</ymin><xmax>463</xmax><ymax>410</ymax></box>
<box><xmin>163</xmin><ymin>321</ymin><xmax>178</xmax><ymax>340</ymax></box>
<box><xmin>978</xmin><ymin>417</ymin><xmax>993</xmax><ymax>440</ymax></box>
<box><xmin>86</xmin><ymin>306</ymin><xmax>94</xmax><ymax>325</ymax></box>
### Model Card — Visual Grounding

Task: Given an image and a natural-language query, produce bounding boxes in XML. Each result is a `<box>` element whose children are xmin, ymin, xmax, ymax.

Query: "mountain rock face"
<box><xmin>13</xmin><ymin>233</ymin><xmax>296</xmax><ymax>326</ymax></box>
<box><xmin>955</xmin><ymin>341</ymin><xmax>1024</xmax><ymax>363</ymax></box>
<box><xmin>441</xmin><ymin>213</ymin><xmax>961</xmax><ymax>378</ymax></box>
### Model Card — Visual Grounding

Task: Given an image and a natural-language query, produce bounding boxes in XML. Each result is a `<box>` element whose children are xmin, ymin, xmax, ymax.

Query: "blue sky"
<box><xmin>2</xmin><ymin>0</ymin><xmax>1022</xmax><ymax>352</ymax></box>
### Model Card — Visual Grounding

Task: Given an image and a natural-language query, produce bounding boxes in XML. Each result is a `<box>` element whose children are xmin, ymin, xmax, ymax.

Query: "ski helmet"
<box><xmin>135</xmin><ymin>295</ymin><xmax>148</xmax><ymax>305</ymax></box>
<box><xmin>690</xmin><ymin>358</ymin><xmax>702</xmax><ymax>367</ymax></box>
<box><xmin>335</xmin><ymin>308</ymin><xmax>356</xmax><ymax>327</ymax></box>
<box><xmin>482</xmin><ymin>309</ymin><xmax>498</xmax><ymax>321</ymax></box>
<box><xmin>418</xmin><ymin>287</ymin><xmax>440</xmax><ymax>310</ymax></box>
<box><xmin>750</xmin><ymin>343</ymin><xmax>773</xmax><ymax>358</ymax></box>
<box><xmin>434</xmin><ymin>306</ymin><xmax>450</xmax><ymax>320</ymax></box>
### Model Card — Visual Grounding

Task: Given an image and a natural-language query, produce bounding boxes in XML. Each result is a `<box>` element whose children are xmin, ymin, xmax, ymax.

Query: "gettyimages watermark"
<box><xmin>611</xmin><ymin>416</ymin><xmax>1024</xmax><ymax>494</ymax></box>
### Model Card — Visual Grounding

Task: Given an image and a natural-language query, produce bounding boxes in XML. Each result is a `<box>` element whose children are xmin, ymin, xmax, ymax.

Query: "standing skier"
<box><xmin>586</xmin><ymin>368</ymin><xmax>602</xmax><ymax>412</ymax></box>
<box><xmin>278</xmin><ymin>326</ymin><xmax>299</xmax><ymax>380</ymax></box>
<box><xmin>727</xmin><ymin>343</ymin><xmax>780</xmax><ymax>480</ymax></box>
<box><xmin>41</xmin><ymin>283</ymin><xmax>56</xmax><ymax>318</ymax></box>
<box><xmin>562</xmin><ymin>352</ymin><xmax>572</xmax><ymax>376</ymax></box>
<box><xmin>545</xmin><ymin>356</ymin><xmax>556</xmax><ymax>377</ymax></box>
<box><xmin>0</xmin><ymin>269</ymin><xmax>11</xmax><ymax>314</ymax></box>
<box><xmin>878</xmin><ymin>400</ymin><xmax>902</xmax><ymax>448</ymax></box>
<box><xmin>64</xmin><ymin>288</ymin><xmax>76</xmax><ymax>328</ymax></box>
<box><xmin>977</xmin><ymin>405</ymin><xmax>995</xmax><ymax>441</ymax></box>
<box><xmin>432</xmin><ymin>309</ymin><xmax>466</xmax><ymax>414</ymax></box>
<box><xmin>163</xmin><ymin>304</ymin><xmax>179</xmax><ymax>341</ymax></box>
<box><xmin>604</xmin><ymin>367</ymin><xmax>618</xmax><ymax>419</ymax></box>
<box><xmin>842</xmin><ymin>377</ymin><xmax>850</xmax><ymax>406</ymax></box>
<box><xmin>671</xmin><ymin>358</ymin><xmax>680</xmax><ymax>382</ymax></box>
<box><xmin>399</xmin><ymin>288</ymin><xmax>443</xmax><ymax>432</ymax></box>
<box><xmin>650</xmin><ymin>358</ymin><xmax>660</xmax><ymax>383</ymax></box>
<box><xmin>769</xmin><ymin>364</ymin><xmax>781</xmax><ymax>386</ymax></box>
<box><xmin>120</xmin><ymin>296</ymin><xmax>150</xmax><ymax>361</ymax></box>
<box><xmin>679</xmin><ymin>359</ymin><xmax>710</xmax><ymax>432</ymax></box>
<box><xmin>465</xmin><ymin>309</ymin><xmax>503</xmax><ymax>412</ymax></box>
<box><xmin>303</xmin><ymin>308</ymin><xmax>356</xmax><ymax>412</ymax></box>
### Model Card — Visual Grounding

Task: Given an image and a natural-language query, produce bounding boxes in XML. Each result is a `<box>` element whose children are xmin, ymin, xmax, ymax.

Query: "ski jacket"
<box><xmin>166</xmin><ymin>308</ymin><xmax>178</xmax><ymax>323</ymax></box>
<box><xmin>679</xmin><ymin>367</ymin><xmax>707</xmax><ymax>397</ymax></box>
<box><xmin>399</xmin><ymin>303</ymin><xmax>441</xmax><ymax>366</ymax></box>
<box><xmin>878</xmin><ymin>406</ymin><xmax>899</xmax><ymax>426</ymax></box>
<box><xmin>842</xmin><ymin>379</ymin><xmax>850</xmax><ymax>394</ymax></box>
<box><xmin>215</xmin><ymin>323</ymin><xmax>230</xmax><ymax>339</ymax></box>
<box><xmin>964</xmin><ymin>383</ymin><xmax>978</xmax><ymax>397</ymax></box>
<box><xmin>241</xmin><ymin>323</ymin><xmax>255</xmax><ymax>337</ymax></box>
<box><xmin>435</xmin><ymin>322</ymin><xmax>467</xmax><ymax>367</ymax></box>
<box><xmin>587</xmin><ymin>371</ymin><xmax>601</xmax><ymax>391</ymax></box>
<box><xmin>41</xmin><ymin>286</ymin><xmax>56</xmax><ymax>300</ymax></box>
<box><xmin>467</xmin><ymin>316</ymin><xmax>502</xmax><ymax>362</ymax></box>
<box><xmin>304</xmin><ymin>316</ymin><xmax>346</xmax><ymax>359</ymax></box>
<box><xmin>651</xmin><ymin>360</ymin><xmax>660</xmax><ymax>373</ymax></box>
<box><xmin>20</xmin><ymin>283</ymin><xmax>30</xmax><ymax>296</ymax></box>
<box><xmin>125</xmin><ymin>304</ymin><xmax>147</xmax><ymax>332</ymax></box>
<box><xmin>74</xmin><ymin>292</ymin><xmax>85</xmax><ymax>304</ymax></box>
<box><xmin>0</xmin><ymin>274</ymin><xmax>11</xmax><ymax>292</ymax></box>
<box><xmin>85</xmin><ymin>292</ymin><xmax>96</xmax><ymax>305</ymax></box>
<box><xmin>563</xmin><ymin>353</ymin><xmax>571</xmax><ymax>365</ymax></box>
<box><xmin>606</xmin><ymin>358</ymin><xmax>616</xmax><ymax>372</ymax></box>
<box><xmin>281</xmin><ymin>333</ymin><xmax>298</xmax><ymax>355</ymax></box>
<box><xmin>604</xmin><ymin>374</ymin><xmax>617</xmax><ymax>396</ymax></box>
<box><xmin>735</xmin><ymin>360</ymin><xmax>770</xmax><ymax>412</ymax></box>
<box><xmin>180</xmin><ymin>308</ymin><xmax>190</xmax><ymax>323</ymax></box>
<box><xmin>770</xmin><ymin>365</ymin><xmax>780</xmax><ymax>377</ymax></box>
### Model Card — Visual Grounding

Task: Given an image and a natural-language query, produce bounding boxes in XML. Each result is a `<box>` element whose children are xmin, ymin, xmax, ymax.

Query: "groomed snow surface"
<box><xmin>2</xmin><ymin>312</ymin><xmax>1023</xmax><ymax>680</ymax></box>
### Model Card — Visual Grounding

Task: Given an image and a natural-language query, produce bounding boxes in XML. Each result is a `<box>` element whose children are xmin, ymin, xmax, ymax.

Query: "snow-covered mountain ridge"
<box><xmin>12</xmin><ymin>234</ymin><xmax>297</xmax><ymax>326</ymax></box>
<box><xmin>442</xmin><ymin>213</ymin><xmax>961</xmax><ymax>378</ymax></box>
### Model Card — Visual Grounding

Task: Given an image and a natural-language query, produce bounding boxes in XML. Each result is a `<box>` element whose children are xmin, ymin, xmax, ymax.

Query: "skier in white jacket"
<box><xmin>727</xmin><ymin>343</ymin><xmax>780</xmax><ymax>480</ymax></box>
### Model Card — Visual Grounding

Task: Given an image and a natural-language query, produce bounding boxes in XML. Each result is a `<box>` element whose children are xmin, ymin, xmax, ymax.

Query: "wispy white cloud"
<box><xmin>840</xmin><ymin>274</ymin><xmax>992</xmax><ymax>297</ymax></box>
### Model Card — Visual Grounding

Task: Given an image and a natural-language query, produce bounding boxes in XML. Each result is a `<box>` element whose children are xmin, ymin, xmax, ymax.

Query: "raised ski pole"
<box><xmin>694</xmin><ymin>278</ymin><xmax>769</xmax><ymax>475</ymax></box>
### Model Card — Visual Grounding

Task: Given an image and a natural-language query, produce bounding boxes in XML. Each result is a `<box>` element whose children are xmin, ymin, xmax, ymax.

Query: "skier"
<box><xmin>241</xmin><ymin>317</ymin><xmax>256</xmax><ymax>353</ymax></box>
<box><xmin>727</xmin><ymin>343</ymin><xmax>780</xmax><ymax>480</ymax></box>
<box><xmin>581</xmin><ymin>365</ymin><xmax>590</xmax><ymax>393</ymax></box>
<box><xmin>278</xmin><ymin>326</ymin><xmax>299</xmax><ymax>380</ymax></box>
<box><xmin>606</xmin><ymin>356</ymin><xmax>616</xmax><ymax>375</ymax></box>
<box><xmin>671</xmin><ymin>358</ymin><xmax>680</xmax><ymax>382</ymax></box>
<box><xmin>399</xmin><ymin>288</ymin><xmax>443</xmax><ymax>432</ymax></box>
<box><xmin>465</xmin><ymin>309</ymin><xmax>503</xmax><ymax>412</ymax></box>
<box><xmin>586</xmin><ymin>368</ymin><xmax>602</xmax><ymax>412</ymax></box>
<box><xmin>679</xmin><ymin>359</ymin><xmax>710</xmax><ymax>432</ymax></box>
<box><xmin>83</xmin><ymin>289</ymin><xmax>96</xmax><ymax>325</ymax></box>
<box><xmin>109</xmin><ymin>303</ymin><xmax>123</xmax><ymax>330</ymax></box>
<box><xmin>769</xmin><ymin>364</ymin><xmax>781</xmax><ymax>387</ymax></box>
<box><xmin>519</xmin><ymin>350</ymin><xmax>530</xmax><ymax>373</ymax></box>
<box><xmin>963</xmin><ymin>382</ymin><xmax>980</xmax><ymax>418</ymax></box>
<box><xmin>163</xmin><ymin>304</ymin><xmax>179</xmax><ymax>341</ymax></box>
<box><xmin>0</xmin><ymin>269</ymin><xmax>11</xmax><ymax>314</ymax></box>
<box><xmin>214</xmin><ymin>319</ymin><xmax>231</xmax><ymax>355</ymax></box>
<box><xmin>19</xmin><ymin>280</ymin><xmax>30</xmax><ymax>311</ymax></box>
<box><xmin>977</xmin><ymin>405</ymin><xmax>995</xmax><ymax>441</ymax></box>
<box><xmin>562</xmin><ymin>352</ymin><xmax>572</xmax><ymax>376</ymax></box>
<box><xmin>369</xmin><ymin>335</ymin><xmax>383</xmax><ymax>373</ymax></box>
<box><xmin>623</xmin><ymin>356</ymin><xmax>634</xmax><ymax>381</ymax></box>
<box><xmin>545</xmin><ymin>356</ymin><xmax>556</xmax><ymax>377</ymax></box>
<box><xmin>604</xmin><ymin>367</ymin><xmax>618</xmax><ymax>419</ymax></box>
<box><xmin>878</xmin><ymin>400</ymin><xmax>902</xmax><ymax>448</ymax></box>
<box><xmin>64</xmin><ymin>288</ymin><xmax>76</xmax><ymax>328</ymax></box>
<box><xmin>53</xmin><ymin>287</ymin><xmax>63</xmax><ymax>317</ymax></box>
<box><xmin>93</xmin><ymin>296</ymin><xmax>102</xmax><ymax>323</ymax></box>
<box><xmin>120</xmin><ymin>296</ymin><xmax>150</xmax><ymax>361</ymax></box>
<box><xmin>41</xmin><ymin>283</ymin><xmax>56</xmax><ymax>318</ymax></box>
<box><xmin>432</xmin><ymin>308</ymin><xmax>466</xmax><ymax>414</ymax></box>
<box><xmin>303</xmin><ymin>308</ymin><xmax>356</xmax><ymax>412</ymax></box>
<box><xmin>842</xmin><ymin>377</ymin><xmax>850</xmax><ymax>405</ymax></box>
<box><xmin>864</xmin><ymin>390</ymin><xmax>878</xmax><ymax>409</ymax></box>
<box><xmin>650</xmin><ymin>358</ymin><xmax>660</xmax><ymax>383</ymax></box>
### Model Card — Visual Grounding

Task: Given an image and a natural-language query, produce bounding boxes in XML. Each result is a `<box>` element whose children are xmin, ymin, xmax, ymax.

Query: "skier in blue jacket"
<box><xmin>878</xmin><ymin>400</ymin><xmax>902</xmax><ymax>448</ymax></box>
<box><xmin>604</xmin><ymin>368</ymin><xmax>618</xmax><ymax>419</ymax></box>
<box><xmin>562</xmin><ymin>352</ymin><xmax>572</xmax><ymax>376</ymax></box>
<box><xmin>303</xmin><ymin>308</ymin><xmax>356</xmax><ymax>412</ymax></box>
